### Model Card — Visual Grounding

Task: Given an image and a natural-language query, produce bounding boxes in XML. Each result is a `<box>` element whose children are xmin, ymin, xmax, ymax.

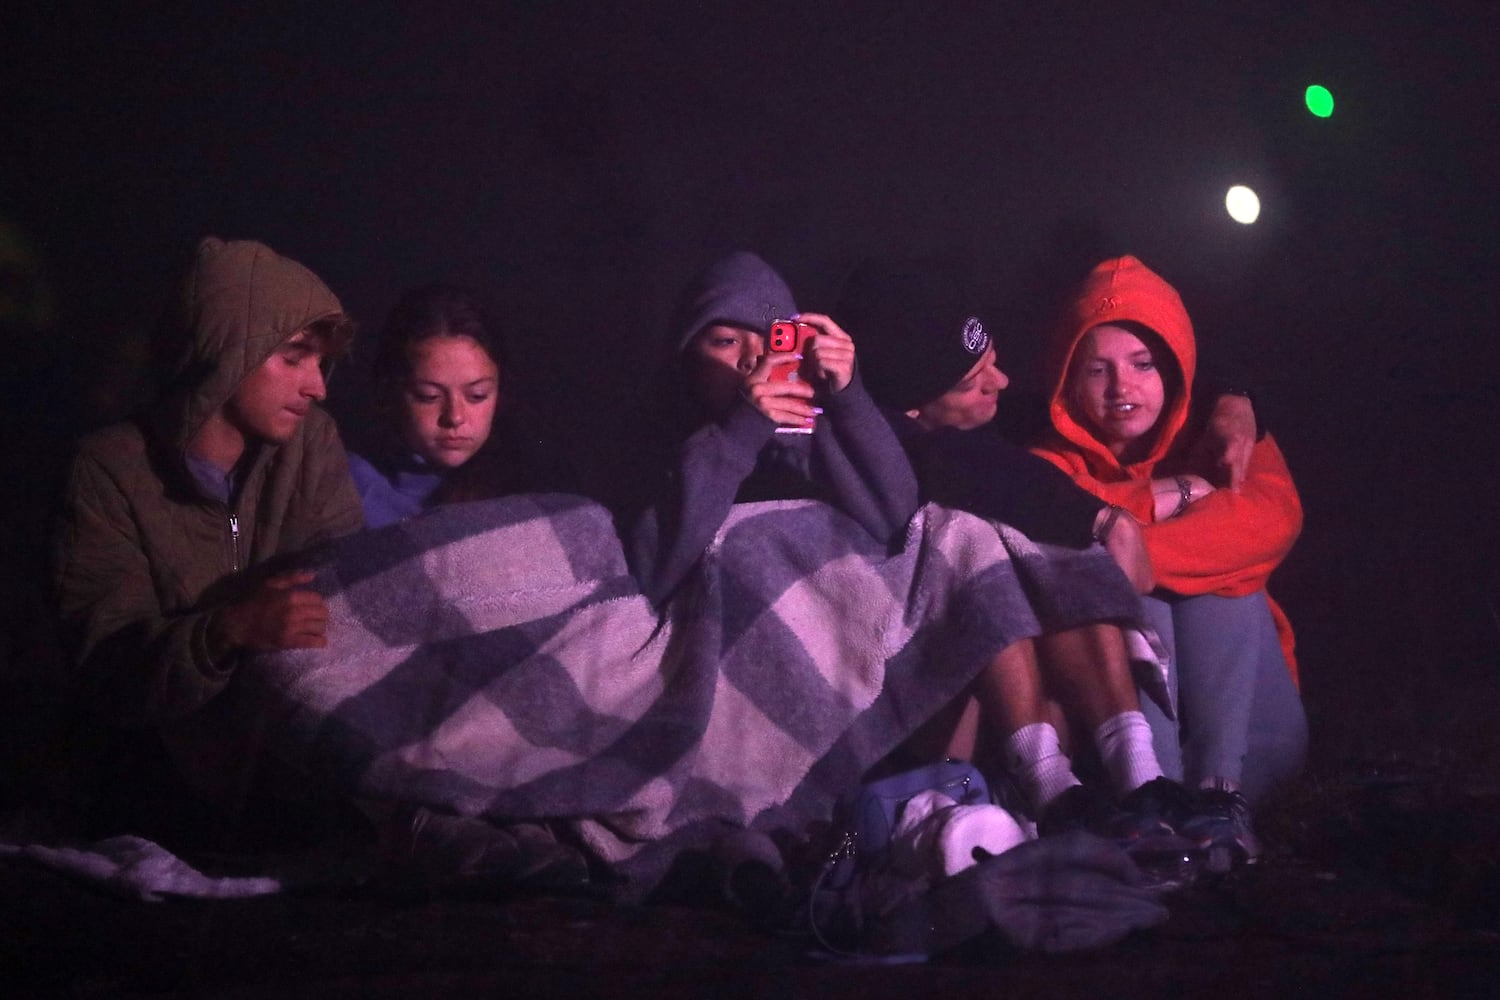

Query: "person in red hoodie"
<box><xmin>1031</xmin><ymin>255</ymin><xmax>1307</xmax><ymax>867</ymax></box>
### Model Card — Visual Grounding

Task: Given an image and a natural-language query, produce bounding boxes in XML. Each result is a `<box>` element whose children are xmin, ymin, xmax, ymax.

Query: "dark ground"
<box><xmin>5</xmin><ymin>717</ymin><xmax>1500</xmax><ymax>998</ymax></box>
<box><xmin>2</xmin><ymin>853</ymin><xmax>1494</xmax><ymax>999</ymax></box>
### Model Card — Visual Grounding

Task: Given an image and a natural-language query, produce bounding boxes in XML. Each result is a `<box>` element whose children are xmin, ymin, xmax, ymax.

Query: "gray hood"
<box><xmin>670</xmin><ymin>251</ymin><xmax>797</xmax><ymax>352</ymax></box>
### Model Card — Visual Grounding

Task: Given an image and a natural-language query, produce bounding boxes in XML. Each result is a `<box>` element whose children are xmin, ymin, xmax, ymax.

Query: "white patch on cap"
<box><xmin>961</xmin><ymin>316</ymin><xmax>989</xmax><ymax>354</ymax></box>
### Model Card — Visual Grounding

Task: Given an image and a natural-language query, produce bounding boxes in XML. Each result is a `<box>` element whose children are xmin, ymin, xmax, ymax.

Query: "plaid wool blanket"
<box><xmin>248</xmin><ymin>494</ymin><xmax>1159</xmax><ymax>894</ymax></box>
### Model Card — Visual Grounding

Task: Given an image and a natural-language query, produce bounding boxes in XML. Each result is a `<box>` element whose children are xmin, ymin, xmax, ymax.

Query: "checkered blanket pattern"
<box><xmin>250</xmin><ymin>494</ymin><xmax>1158</xmax><ymax>892</ymax></box>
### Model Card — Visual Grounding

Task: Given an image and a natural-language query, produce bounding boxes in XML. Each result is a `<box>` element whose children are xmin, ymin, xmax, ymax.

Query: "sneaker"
<box><xmin>383</xmin><ymin>807</ymin><xmax>591</xmax><ymax>896</ymax></box>
<box><xmin>1108</xmin><ymin>776</ymin><xmax>1194</xmax><ymax>844</ymax></box>
<box><xmin>1110</xmin><ymin>777</ymin><xmax>1203</xmax><ymax>890</ymax></box>
<box><xmin>1178</xmin><ymin>787</ymin><xmax>1262</xmax><ymax>873</ymax></box>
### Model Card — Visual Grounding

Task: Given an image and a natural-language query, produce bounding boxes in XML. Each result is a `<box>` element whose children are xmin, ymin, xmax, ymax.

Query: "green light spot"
<box><xmin>1305</xmin><ymin>84</ymin><xmax>1334</xmax><ymax>118</ymax></box>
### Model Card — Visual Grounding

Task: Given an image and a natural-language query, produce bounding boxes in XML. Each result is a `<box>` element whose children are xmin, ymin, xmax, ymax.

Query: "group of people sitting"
<box><xmin>50</xmin><ymin>236</ymin><xmax>1307</xmax><ymax>899</ymax></box>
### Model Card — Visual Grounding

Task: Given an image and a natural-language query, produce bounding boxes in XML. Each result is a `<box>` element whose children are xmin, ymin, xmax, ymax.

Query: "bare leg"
<box><xmin>1037</xmin><ymin>623</ymin><xmax>1166</xmax><ymax>797</ymax></box>
<box><xmin>905</xmin><ymin>638</ymin><xmax>1054</xmax><ymax>761</ymax></box>
<box><xmin>904</xmin><ymin>694</ymin><xmax>982</xmax><ymax>762</ymax></box>
<box><xmin>900</xmin><ymin>636</ymin><xmax>1079</xmax><ymax>817</ymax></box>
<box><xmin>972</xmin><ymin>637</ymin><xmax>1051</xmax><ymax>736</ymax></box>
<box><xmin>1034</xmin><ymin>623</ymin><xmax>1140</xmax><ymax>733</ymax></box>
<box><xmin>969</xmin><ymin>638</ymin><xmax>1080</xmax><ymax>814</ymax></box>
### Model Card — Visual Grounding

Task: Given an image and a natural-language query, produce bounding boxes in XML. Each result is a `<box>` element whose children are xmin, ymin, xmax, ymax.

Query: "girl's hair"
<box><xmin>1126</xmin><ymin>321</ymin><xmax>1183</xmax><ymax>407</ymax></box>
<box><xmin>372</xmin><ymin>283</ymin><xmax>510</xmax><ymax>395</ymax></box>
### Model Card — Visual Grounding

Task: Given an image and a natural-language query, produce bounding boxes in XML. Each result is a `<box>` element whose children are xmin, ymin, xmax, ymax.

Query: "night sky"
<box><xmin>5</xmin><ymin>3</ymin><xmax>1499</xmax><ymax>727</ymax></box>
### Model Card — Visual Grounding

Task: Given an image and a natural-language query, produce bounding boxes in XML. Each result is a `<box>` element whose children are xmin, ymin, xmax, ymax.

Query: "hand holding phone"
<box><xmin>792</xmin><ymin>312</ymin><xmax>856</xmax><ymax>394</ymax></box>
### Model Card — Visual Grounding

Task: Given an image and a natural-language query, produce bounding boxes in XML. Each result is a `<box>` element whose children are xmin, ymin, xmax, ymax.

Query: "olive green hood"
<box><xmin>152</xmin><ymin>236</ymin><xmax>346</xmax><ymax>453</ymax></box>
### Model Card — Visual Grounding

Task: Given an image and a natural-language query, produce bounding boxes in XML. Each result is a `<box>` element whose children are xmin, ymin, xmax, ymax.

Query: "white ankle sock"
<box><xmin>1004</xmin><ymin>722</ymin><xmax>1081</xmax><ymax>811</ymax></box>
<box><xmin>1094</xmin><ymin>711</ymin><xmax>1163</xmax><ymax>795</ymax></box>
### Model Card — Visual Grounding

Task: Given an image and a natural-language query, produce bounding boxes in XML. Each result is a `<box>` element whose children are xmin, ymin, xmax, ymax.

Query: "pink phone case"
<box><xmin>767</xmin><ymin>321</ymin><xmax>815</xmax><ymax>380</ymax></box>
<box><xmin>768</xmin><ymin>320</ymin><xmax>816</xmax><ymax>433</ymax></box>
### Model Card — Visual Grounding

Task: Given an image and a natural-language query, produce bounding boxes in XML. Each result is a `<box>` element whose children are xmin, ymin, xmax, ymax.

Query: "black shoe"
<box><xmin>1037</xmin><ymin>783</ymin><xmax>1114</xmax><ymax>838</ymax></box>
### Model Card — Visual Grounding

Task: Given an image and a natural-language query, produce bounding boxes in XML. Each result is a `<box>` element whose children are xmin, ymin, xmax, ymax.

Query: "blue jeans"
<box><xmin>1138</xmin><ymin>591</ymin><xmax>1307</xmax><ymax>804</ymax></box>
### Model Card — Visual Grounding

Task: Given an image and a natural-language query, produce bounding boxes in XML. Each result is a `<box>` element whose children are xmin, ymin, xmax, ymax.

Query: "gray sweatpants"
<box><xmin>1138</xmin><ymin>591</ymin><xmax>1307</xmax><ymax>804</ymax></box>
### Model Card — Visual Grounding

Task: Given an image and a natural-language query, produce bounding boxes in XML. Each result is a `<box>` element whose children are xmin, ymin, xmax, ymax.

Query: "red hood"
<box><xmin>1042</xmin><ymin>255</ymin><xmax>1197</xmax><ymax>477</ymax></box>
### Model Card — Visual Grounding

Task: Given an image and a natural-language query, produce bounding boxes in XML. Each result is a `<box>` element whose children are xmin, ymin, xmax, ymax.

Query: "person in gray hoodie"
<box><xmin>623</xmin><ymin>251</ymin><xmax>919</xmax><ymax>607</ymax></box>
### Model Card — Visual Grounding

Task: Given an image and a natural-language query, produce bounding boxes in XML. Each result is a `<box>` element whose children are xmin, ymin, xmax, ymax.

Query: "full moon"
<box><xmin>1226</xmin><ymin>185</ymin><xmax>1261</xmax><ymax>225</ymax></box>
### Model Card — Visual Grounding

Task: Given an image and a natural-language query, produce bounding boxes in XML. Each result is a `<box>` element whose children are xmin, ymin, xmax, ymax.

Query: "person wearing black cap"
<box><xmin>837</xmin><ymin>257</ymin><xmax>1218</xmax><ymax>842</ymax></box>
<box><xmin>839</xmin><ymin>258</ymin><xmax>1155</xmax><ymax>581</ymax></box>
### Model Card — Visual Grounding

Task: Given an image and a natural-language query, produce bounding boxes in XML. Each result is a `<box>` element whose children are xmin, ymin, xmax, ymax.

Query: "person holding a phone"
<box><xmin>348</xmin><ymin>283</ymin><xmax>576</xmax><ymax>529</ymax></box>
<box><xmin>1030</xmin><ymin>255</ymin><xmax>1306</xmax><ymax>868</ymax></box>
<box><xmin>621</xmin><ymin>252</ymin><xmax>1167</xmax><ymax>850</ymax></box>
<box><xmin>620</xmin><ymin>250</ymin><xmax>918</xmax><ymax>608</ymax></box>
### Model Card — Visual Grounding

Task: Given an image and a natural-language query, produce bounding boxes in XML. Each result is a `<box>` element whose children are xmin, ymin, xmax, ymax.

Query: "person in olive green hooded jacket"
<box><xmin>53</xmin><ymin>236</ymin><xmax>363</xmax><ymax>820</ymax></box>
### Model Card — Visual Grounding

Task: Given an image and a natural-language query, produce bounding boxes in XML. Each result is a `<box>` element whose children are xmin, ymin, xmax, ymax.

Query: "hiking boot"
<box><xmin>1179</xmin><ymin>787</ymin><xmax>1261</xmax><ymax>873</ymax></box>
<box><xmin>383</xmin><ymin>807</ymin><xmax>591</xmax><ymax>896</ymax></box>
